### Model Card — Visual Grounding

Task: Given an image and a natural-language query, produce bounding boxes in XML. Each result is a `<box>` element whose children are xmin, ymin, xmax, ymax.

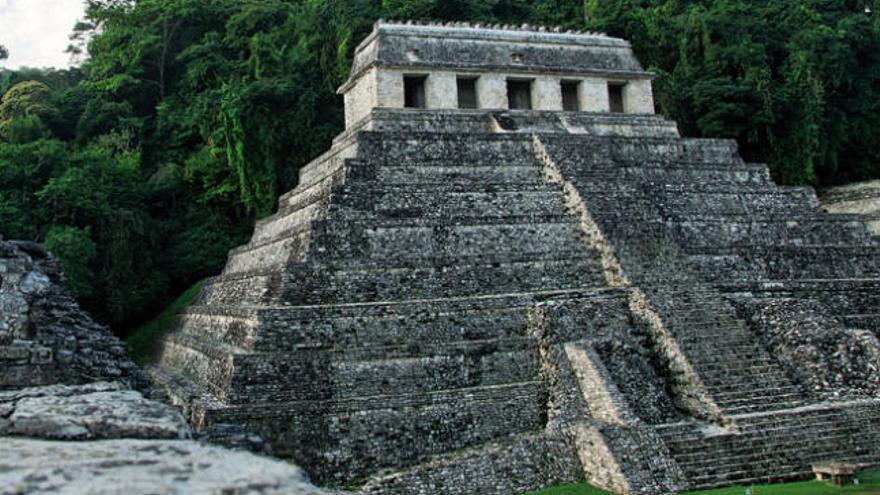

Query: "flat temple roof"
<box><xmin>339</xmin><ymin>21</ymin><xmax>651</xmax><ymax>93</ymax></box>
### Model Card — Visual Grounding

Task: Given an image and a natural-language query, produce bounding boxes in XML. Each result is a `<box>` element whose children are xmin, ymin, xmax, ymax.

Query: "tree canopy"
<box><xmin>0</xmin><ymin>0</ymin><xmax>878</xmax><ymax>335</ymax></box>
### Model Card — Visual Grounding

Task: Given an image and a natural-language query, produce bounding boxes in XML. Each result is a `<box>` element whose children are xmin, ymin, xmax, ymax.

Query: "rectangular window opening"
<box><xmin>404</xmin><ymin>75</ymin><xmax>427</xmax><ymax>108</ymax></box>
<box><xmin>507</xmin><ymin>79</ymin><xmax>533</xmax><ymax>110</ymax></box>
<box><xmin>457</xmin><ymin>77</ymin><xmax>478</xmax><ymax>109</ymax></box>
<box><xmin>608</xmin><ymin>83</ymin><xmax>625</xmax><ymax>113</ymax></box>
<box><xmin>561</xmin><ymin>81</ymin><xmax>581</xmax><ymax>111</ymax></box>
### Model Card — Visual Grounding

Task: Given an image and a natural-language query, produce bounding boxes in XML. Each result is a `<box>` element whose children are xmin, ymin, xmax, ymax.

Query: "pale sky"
<box><xmin>0</xmin><ymin>0</ymin><xmax>86</xmax><ymax>69</ymax></box>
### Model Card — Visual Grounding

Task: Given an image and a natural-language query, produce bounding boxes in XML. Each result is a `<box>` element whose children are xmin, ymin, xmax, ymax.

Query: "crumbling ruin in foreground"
<box><xmin>151</xmin><ymin>21</ymin><xmax>880</xmax><ymax>495</ymax></box>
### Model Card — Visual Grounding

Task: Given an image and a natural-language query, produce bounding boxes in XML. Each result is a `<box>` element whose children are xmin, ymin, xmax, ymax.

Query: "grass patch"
<box><xmin>125</xmin><ymin>280</ymin><xmax>204</xmax><ymax>365</ymax></box>
<box><xmin>528</xmin><ymin>471</ymin><xmax>880</xmax><ymax>495</ymax></box>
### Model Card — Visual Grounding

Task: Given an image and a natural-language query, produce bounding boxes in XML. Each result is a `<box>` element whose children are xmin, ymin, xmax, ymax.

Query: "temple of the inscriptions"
<box><xmin>151</xmin><ymin>21</ymin><xmax>880</xmax><ymax>495</ymax></box>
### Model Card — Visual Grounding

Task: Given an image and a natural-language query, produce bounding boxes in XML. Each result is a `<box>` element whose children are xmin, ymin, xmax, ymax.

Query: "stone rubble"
<box><xmin>0</xmin><ymin>239</ymin><xmax>144</xmax><ymax>389</ymax></box>
<box><xmin>735</xmin><ymin>298</ymin><xmax>880</xmax><ymax>399</ymax></box>
<box><xmin>0</xmin><ymin>237</ymin><xmax>338</xmax><ymax>494</ymax></box>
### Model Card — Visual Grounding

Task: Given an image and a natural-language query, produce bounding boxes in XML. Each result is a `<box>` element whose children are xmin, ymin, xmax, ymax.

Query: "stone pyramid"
<box><xmin>151</xmin><ymin>21</ymin><xmax>880</xmax><ymax>495</ymax></box>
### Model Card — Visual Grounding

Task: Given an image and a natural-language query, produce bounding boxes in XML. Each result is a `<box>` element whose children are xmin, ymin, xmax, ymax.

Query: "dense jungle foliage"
<box><xmin>0</xmin><ymin>0</ymin><xmax>878</xmax><ymax>335</ymax></box>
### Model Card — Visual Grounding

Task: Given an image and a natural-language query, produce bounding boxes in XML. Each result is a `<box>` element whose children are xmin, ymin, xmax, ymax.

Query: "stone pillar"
<box><xmin>534</xmin><ymin>76</ymin><xmax>563</xmax><ymax>111</ymax></box>
<box><xmin>582</xmin><ymin>78</ymin><xmax>609</xmax><ymax>112</ymax></box>
<box><xmin>425</xmin><ymin>71</ymin><xmax>457</xmax><ymax>109</ymax></box>
<box><xmin>343</xmin><ymin>68</ymin><xmax>378</xmax><ymax>128</ymax></box>
<box><xmin>376</xmin><ymin>69</ymin><xmax>404</xmax><ymax>109</ymax></box>
<box><xmin>623</xmin><ymin>79</ymin><xmax>655</xmax><ymax>114</ymax></box>
<box><xmin>477</xmin><ymin>73</ymin><xmax>508</xmax><ymax>109</ymax></box>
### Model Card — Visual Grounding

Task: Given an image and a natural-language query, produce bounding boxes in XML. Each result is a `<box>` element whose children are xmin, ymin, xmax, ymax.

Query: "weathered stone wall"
<box><xmin>0</xmin><ymin>240</ymin><xmax>143</xmax><ymax>389</ymax></box>
<box><xmin>622</xmin><ymin>79</ymin><xmax>654</xmax><ymax>114</ymax></box>
<box><xmin>358</xmin><ymin>67</ymin><xmax>654</xmax><ymax>115</ymax></box>
<box><xmin>345</xmin><ymin>67</ymin><xmax>378</xmax><ymax>127</ymax></box>
<box><xmin>338</xmin><ymin>21</ymin><xmax>657</xmax><ymax>122</ymax></box>
<box><xmin>732</xmin><ymin>297</ymin><xmax>880</xmax><ymax>400</ymax></box>
<box><xmin>362</xmin><ymin>434</ymin><xmax>583</xmax><ymax>495</ymax></box>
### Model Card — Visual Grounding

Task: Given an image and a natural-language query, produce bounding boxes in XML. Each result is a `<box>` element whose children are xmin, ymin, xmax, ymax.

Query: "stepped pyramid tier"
<box><xmin>150</xmin><ymin>21</ymin><xmax>880</xmax><ymax>495</ymax></box>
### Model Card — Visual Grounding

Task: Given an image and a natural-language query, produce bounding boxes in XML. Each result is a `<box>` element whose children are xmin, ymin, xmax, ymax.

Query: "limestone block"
<box><xmin>376</xmin><ymin>69</ymin><xmax>404</xmax><ymax>109</ymax></box>
<box><xmin>476</xmin><ymin>73</ymin><xmax>507</xmax><ymax>109</ymax></box>
<box><xmin>581</xmin><ymin>78</ymin><xmax>609</xmax><ymax>112</ymax></box>
<box><xmin>344</xmin><ymin>69</ymin><xmax>377</xmax><ymax>127</ymax></box>
<box><xmin>623</xmin><ymin>79</ymin><xmax>655</xmax><ymax>114</ymax></box>
<box><xmin>0</xmin><ymin>438</ymin><xmax>334</xmax><ymax>495</ymax></box>
<box><xmin>534</xmin><ymin>76</ymin><xmax>563</xmax><ymax>111</ymax></box>
<box><xmin>425</xmin><ymin>71</ymin><xmax>457</xmax><ymax>109</ymax></box>
<box><xmin>0</xmin><ymin>382</ymin><xmax>190</xmax><ymax>440</ymax></box>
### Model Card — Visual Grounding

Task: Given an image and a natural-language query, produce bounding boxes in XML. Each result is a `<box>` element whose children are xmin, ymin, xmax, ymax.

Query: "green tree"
<box><xmin>0</xmin><ymin>81</ymin><xmax>59</xmax><ymax>140</ymax></box>
<box><xmin>44</xmin><ymin>225</ymin><xmax>98</xmax><ymax>297</ymax></box>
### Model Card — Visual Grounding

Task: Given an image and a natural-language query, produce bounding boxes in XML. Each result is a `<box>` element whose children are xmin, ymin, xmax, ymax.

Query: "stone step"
<box><xmin>358</xmin><ymin>132</ymin><xmax>537</xmax><ymax>166</ymax></box>
<box><xmin>374</xmin><ymin>164</ymin><xmax>544</xmax><ymax>185</ymax></box>
<box><xmin>543</xmin><ymin>135</ymin><xmax>743</xmax><ymax>165</ymax></box>
<box><xmin>224</xmin><ymin>226</ymin><xmax>311</xmax><ymax>274</ymax></box>
<box><xmin>669</xmin><ymin>430</ymin><xmax>875</xmax><ymax>464</ymax></box>
<box><xmin>148</xmin><ymin>363</ymin><xmax>551</xmax><ymax>484</ymax></box>
<box><xmin>698</xmin><ymin>368</ymin><xmax>793</xmax><ymax>383</ymax></box>
<box><xmin>621</xmin><ymin>165</ymin><xmax>771</xmax><ymax>185</ymax></box>
<box><xmin>663</xmin><ymin>420</ymin><xmax>874</xmax><ymax>453</ymax></box>
<box><xmin>199</xmin><ymin>269</ymin><xmax>280</xmax><ymax>306</ymax></box>
<box><xmin>718</xmin><ymin>279</ymin><xmax>880</xmax><ymax>318</ymax></box>
<box><xmin>311</xmin><ymin>246</ymin><xmax>595</xmax><ymax>272</ymax></box>
<box><xmin>323</xmin><ymin>213</ymin><xmax>579</xmax><ymax>230</ymax></box>
<box><xmin>224</xmin><ymin>340</ymin><xmax>540</xmax><ymax>404</ymax></box>
<box><xmin>203</xmin><ymin>381</ymin><xmax>549</xmax><ymax>482</ymax></box>
<box><xmin>294</xmin><ymin>133</ymin><xmax>359</xmax><ymax>190</ymax></box>
<box><xmin>669</xmin><ymin>219</ymin><xmax>874</xmax><ymax>249</ymax></box>
<box><xmin>250</xmin><ymin>287</ymin><xmax>624</xmax><ymax>351</ymax></box>
<box><xmin>731</xmin><ymin>401</ymin><xmax>880</xmax><ymax>427</ymax></box>
<box><xmin>157</xmin><ymin>332</ymin><xmax>242</xmax><ymax>402</ymax></box>
<box><xmin>713</xmin><ymin>392</ymin><xmax>805</xmax><ymax>409</ymax></box>
<box><xmin>145</xmin><ymin>365</ymin><xmax>225</xmax><ymax>423</ymax></box>
<box><xmin>251</xmin><ymin>199</ymin><xmax>328</xmax><ymax>245</ymax></box>
<box><xmin>687</xmin><ymin>359</ymin><xmax>788</xmax><ymax>378</ymax></box>
<box><xmin>683</xmin><ymin>355</ymin><xmax>783</xmax><ymax>374</ymax></box>
<box><xmin>689</xmin><ymin>246</ymin><xmax>880</xmax><ymax>281</ymax></box>
<box><xmin>345</xmin><ymin>180</ymin><xmax>559</xmax><ymax>194</ymax></box>
<box><xmin>698</xmin><ymin>370</ymin><xmax>796</xmax><ymax>390</ymax></box>
<box><xmin>172</xmin><ymin>306</ymin><xmax>261</xmax><ymax>350</ymax></box>
<box><xmin>324</xmin><ymin>221</ymin><xmax>586</xmax><ymax>262</ymax></box>
<box><xmin>366</xmin><ymin>190</ymin><xmax>567</xmax><ymax>219</ymax></box>
<box><xmin>359</xmin><ymin>432</ymin><xmax>580</xmax><ymax>495</ymax></box>
<box><xmin>281</xmin><ymin>256</ymin><xmax>606</xmax><ymax>305</ymax></box>
<box><xmin>710</xmin><ymin>387</ymin><xmax>802</xmax><ymax>401</ymax></box>
<box><xmin>279</xmin><ymin>163</ymin><xmax>345</xmax><ymax>211</ymax></box>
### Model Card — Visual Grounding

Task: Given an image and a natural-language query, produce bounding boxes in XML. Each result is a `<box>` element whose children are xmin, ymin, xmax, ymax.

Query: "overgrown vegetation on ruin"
<box><xmin>1</xmin><ymin>0</ymin><xmax>878</xmax><ymax>334</ymax></box>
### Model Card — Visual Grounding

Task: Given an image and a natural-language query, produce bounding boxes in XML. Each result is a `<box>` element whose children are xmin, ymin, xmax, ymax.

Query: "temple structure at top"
<box><xmin>338</xmin><ymin>20</ymin><xmax>656</xmax><ymax>127</ymax></box>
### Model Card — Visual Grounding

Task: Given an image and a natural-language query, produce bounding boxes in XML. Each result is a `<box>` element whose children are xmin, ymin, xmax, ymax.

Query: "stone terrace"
<box><xmin>150</xmin><ymin>21</ymin><xmax>880</xmax><ymax>495</ymax></box>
